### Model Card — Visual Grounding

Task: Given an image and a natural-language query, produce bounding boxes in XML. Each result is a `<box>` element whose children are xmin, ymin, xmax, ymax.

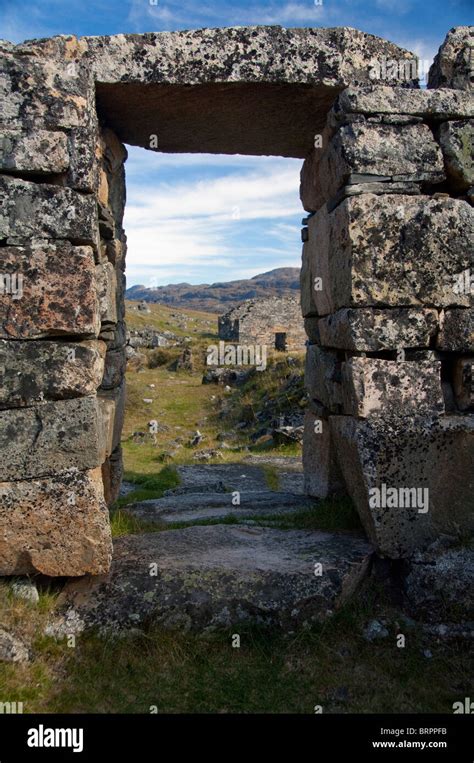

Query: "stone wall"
<box><xmin>0</xmin><ymin>25</ymin><xmax>472</xmax><ymax>577</ymax></box>
<box><xmin>300</xmin><ymin>27</ymin><xmax>473</xmax><ymax>558</ymax></box>
<box><xmin>0</xmin><ymin>38</ymin><xmax>128</xmax><ymax>575</ymax></box>
<box><xmin>218</xmin><ymin>295</ymin><xmax>306</xmax><ymax>351</ymax></box>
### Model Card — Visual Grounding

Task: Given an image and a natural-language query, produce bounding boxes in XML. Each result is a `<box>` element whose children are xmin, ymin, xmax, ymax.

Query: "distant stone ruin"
<box><xmin>0</xmin><ymin>25</ymin><xmax>472</xmax><ymax>585</ymax></box>
<box><xmin>218</xmin><ymin>295</ymin><xmax>306</xmax><ymax>351</ymax></box>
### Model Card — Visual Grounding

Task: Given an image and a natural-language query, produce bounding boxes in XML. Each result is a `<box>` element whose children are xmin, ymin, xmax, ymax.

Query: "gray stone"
<box><xmin>218</xmin><ymin>295</ymin><xmax>305</xmax><ymax>350</ymax></box>
<box><xmin>333</xmin><ymin>85</ymin><xmax>474</xmax><ymax>121</ymax></box>
<box><xmin>405</xmin><ymin>547</ymin><xmax>474</xmax><ymax>622</ymax></box>
<box><xmin>307</xmin><ymin>194</ymin><xmax>473</xmax><ymax>315</ymax></box>
<box><xmin>0</xmin><ymin>176</ymin><xmax>99</xmax><ymax>246</ymax></box>
<box><xmin>51</xmin><ymin>525</ymin><xmax>373</xmax><ymax>633</ymax></box>
<box><xmin>0</xmin><ymin>628</ymin><xmax>29</xmax><ymax>663</ymax></box>
<box><xmin>318</xmin><ymin>308</ymin><xmax>439</xmax><ymax>351</ymax></box>
<box><xmin>0</xmin><ymin>339</ymin><xmax>105</xmax><ymax>406</ymax></box>
<box><xmin>341</xmin><ymin>358</ymin><xmax>444</xmax><ymax>418</ymax></box>
<box><xmin>303</xmin><ymin>410</ymin><xmax>346</xmax><ymax>498</ymax></box>
<box><xmin>453</xmin><ymin>357</ymin><xmax>474</xmax><ymax>411</ymax></box>
<box><xmin>302</xmin><ymin>122</ymin><xmax>444</xmax><ymax>211</ymax></box>
<box><xmin>101</xmin><ymin>349</ymin><xmax>126</xmax><ymax>390</ymax></box>
<box><xmin>96</xmin><ymin>262</ymin><xmax>118</xmax><ymax>325</ymax></box>
<box><xmin>330</xmin><ymin>414</ymin><xmax>474</xmax><ymax>558</ymax></box>
<box><xmin>438</xmin><ymin>120</ymin><xmax>474</xmax><ymax>192</ymax></box>
<box><xmin>128</xmin><ymin>491</ymin><xmax>316</xmax><ymax>525</ymax></box>
<box><xmin>429</xmin><ymin>26</ymin><xmax>474</xmax><ymax>90</ymax></box>
<box><xmin>0</xmin><ymin>244</ymin><xmax>100</xmax><ymax>340</ymax></box>
<box><xmin>0</xmin><ymin>468</ymin><xmax>112</xmax><ymax>576</ymax></box>
<box><xmin>437</xmin><ymin>308</ymin><xmax>474</xmax><ymax>351</ymax></box>
<box><xmin>82</xmin><ymin>27</ymin><xmax>417</xmax><ymax>158</ymax></box>
<box><xmin>363</xmin><ymin>619</ymin><xmax>389</xmax><ymax>641</ymax></box>
<box><xmin>305</xmin><ymin>345</ymin><xmax>343</xmax><ymax>411</ymax></box>
<box><xmin>10</xmin><ymin>578</ymin><xmax>39</xmax><ymax>605</ymax></box>
<box><xmin>0</xmin><ymin>130</ymin><xmax>69</xmax><ymax>174</ymax></box>
<box><xmin>0</xmin><ymin>396</ymin><xmax>107</xmax><ymax>481</ymax></box>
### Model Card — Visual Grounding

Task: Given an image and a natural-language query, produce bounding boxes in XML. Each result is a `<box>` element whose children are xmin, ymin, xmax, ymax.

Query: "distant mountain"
<box><xmin>126</xmin><ymin>267</ymin><xmax>300</xmax><ymax>313</ymax></box>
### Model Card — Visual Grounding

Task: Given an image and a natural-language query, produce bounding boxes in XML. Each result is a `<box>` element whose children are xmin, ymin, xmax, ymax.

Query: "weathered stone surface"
<box><xmin>318</xmin><ymin>308</ymin><xmax>439</xmax><ymax>351</ymax></box>
<box><xmin>50</xmin><ymin>525</ymin><xmax>372</xmax><ymax>633</ymax></box>
<box><xmin>0</xmin><ymin>397</ymin><xmax>107</xmax><ymax>481</ymax></box>
<box><xmin>0</xmin><ymin>468</ymin><xmax>112</xmax><ymax>576</ymax></box>
<box><xmin>0</xmin><ymin>176</ymin><xmax>98</xmax><ymax>246</ymax></box>
<box><xmin>429</xmin><ymin>26</ymin><xmax>474</xmax><ymax>90</ymax></box>
<box><xmin>300</xmin><ymin>241</ymin><xmax>318</xmax><ymax>317</ymax></box>
<box><xmin>438</xmin><ymin>119</ymin><xmax>474</xmax><ymax>192</ymax></box>
<box><xmin>333</xmin><ymin>85</ymin><xmax>474</xmax><ymax>121</ymax></box>
<box><xmin>101</xmin><ymin>348</ymin><xmax>126</xmax><ymax>390</ymax></box>
<box><xmin>302</xmin><ymin>122</ymin><xmax>444</xmax><ymax>211</ymax></box>
<box><xmin>98</xmin><ymin>381</ymin><xmax>125</xmax><ymax>454</ymax></box>
<box><xmin>82</xmin><ymin>27</ymin><xmax>417</xmax><ymax>158</ymax></box>
<box><xmin>0</xmin><ymin>628</ymin><xmax>29</xmax><ymax>662</ymax></box>
<box><xmin>330</xmin><ymin>415</ymin><xmax>474</xmax><ymax>558</ymax></box>
<box><xmin>305</xmin><ymin>345</ymin><xmax>343</xmax><ymax>411</ymax></box>
<box><xmin>0</xmin><ymin>340</ymin><xmax>105</xmax><ymax>407</ymax></box>
<box><xmin>307</xmin><ymin>194</ymin><xmax>473</xmax><ymax>315</ymax></box>
<box><xmin>96</xmin><ymin>261</ymin><xmax>118</xmax><ymax>325</ymax></box>
<box><xmin>405</xmin><ymin>545</ymin><xmax>474</xmax><ymax>622</ymax></box>
<box><xmin>0</xmin><ymin>130</ymin><xmax>69</xmax><ymax>174</ymax></box>
<box><xmin>102</xmin><ymin>444</ymin><xmax>123</xmax><ymax>506</ymax></box>
<box><xmin>129</xmin><ymin>491</ymin><xmax>315</xmax><ymax>525</ymax></box>
<box><xmin>303</xmin><ymin>410</ymin><xmax>346</xmax><ymax>498</ymax></box>
<box><xmin>437</xmin><ymin>308</ymin><xmax>474</xmax><ymax>351</ymax></box>
<box><xmin>0</xmin><ymin>244</ymin><xmax>100</xmax><ymax>339</ymax></box>
<box><xmin>341</xmin><ymin>359</ymin><xmax>444</xmax><ymax>417</ymax></box>
<box><xmin>453</xmin><ymin>357</ymin><xmax>474</xmax><ymax>411</ymax></box>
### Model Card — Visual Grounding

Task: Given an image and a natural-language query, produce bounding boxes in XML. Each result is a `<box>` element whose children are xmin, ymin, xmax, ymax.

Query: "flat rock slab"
<box><xmin>51</xmin><ymin>526</ymin><xmax>373</xmax><ymax>634</ymax></box>
<box><xmin>128</xmin><ymin>491</ymin><xmax>315</xmax><ymax>525</ymax></box>
<box><xmin>174</xmin><ymin>462</ymin><xmax>303</xmax><ymax>494</ymax></box>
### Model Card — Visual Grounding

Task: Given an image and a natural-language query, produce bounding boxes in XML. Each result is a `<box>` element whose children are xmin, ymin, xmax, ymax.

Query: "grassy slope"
<box><xmin>1</xmin><ymin>301</ymin><xmax>471</xmax><ymax>714</ymax></box>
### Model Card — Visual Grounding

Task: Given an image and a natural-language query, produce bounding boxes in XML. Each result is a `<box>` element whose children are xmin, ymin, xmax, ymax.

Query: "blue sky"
<box><xmin>1</xmin><ymin>0</ymin><xmax>472</xmax><ymax>287</ymax></box>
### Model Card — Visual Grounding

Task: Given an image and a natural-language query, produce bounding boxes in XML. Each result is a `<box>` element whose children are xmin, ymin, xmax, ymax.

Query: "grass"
<box><xmin>1</xmin><ymin>579</ymin><xmax>471</xmax><ymax>714</ymax></box>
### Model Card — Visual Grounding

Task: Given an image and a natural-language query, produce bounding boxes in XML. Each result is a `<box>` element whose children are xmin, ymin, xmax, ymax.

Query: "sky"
<box><xmin>1</xmin><ymin>0</ymin><xmax>472</xmax><ymax>287</ymax></box>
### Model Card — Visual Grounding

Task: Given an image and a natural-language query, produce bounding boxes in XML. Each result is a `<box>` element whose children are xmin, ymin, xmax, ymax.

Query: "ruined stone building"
<box><xmin>218</xmin><ymin>295</ymin><xmax>306</xmax><ymax>351</ymax></box>
<box><xmin>0</xmin><ymin>24</ymin><xmax>472</xmax><ymax>628</ymax></box>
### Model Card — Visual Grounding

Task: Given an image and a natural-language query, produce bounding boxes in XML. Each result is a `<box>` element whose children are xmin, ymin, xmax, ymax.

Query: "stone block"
<box><xmin>0</xmin><ymin>176</ymin><xmax>99</xmax><ymax>246</ymax></box>
<box><xmin>333</xmin><ymin>86</ymin><xmax>474</xmax><ymax>121</ymax></box>
<box><xmin>330</xmin><ymin>414</ymin><xmax>474</xmax><ymax>558</ymax></box>
<box><xmin>318</xmin><ymin>307</ymin><xmax>439</xmax><ymax>351</ymax></box>
<box><xmin>305</xmin><ymin>345</ymin><xmax>342</xmax><ymax>411</ymax></box>
<box><xmin>96</xmin><ymin>261</ymin><xmax>118</xmax><ymax>325</ymax></box>
<box><xmin>341</xmin><ymin>358</ymin><xmax>444</xmax><ymax>417</ymax></box>
<box><xmin>0</xmin><ymin>468</ymin><xmax>112</xmax><ymax>576</ymax></box>
<box><xmin>101</xmin><ymin>348</ymin><xmax>126</xmax><ymax>390</ymax></box>
<box><xmin>0</xmin><ymin>130</ymin><xmax>69</xmax><ymax>174</ymax></box>
<box><xmin>99</xmin><ymin>381</ymin><xmax>125</xmax><ymax>454</ymax></box>
<box><xmin>0</xmin><ymin>339</ymin><xmax>105</xmax><ymax>407</ymax></box>
<box><xmin>437</xmin><ymin>308</ymin><xmax>474</xmax><ymax>351</ymax></box>
<box><xmin>300</xmin><ymin>242</ymin><xmax>318</xmax><ymax>317</ymax></box>
<box><xmin>453</xmin><ymin>357</ymin><xmax>474</xmax><ymax>411</ymax></box>
<box><xmin>0</xmin><ymin>244</ymin><xmax>100</xmax><ymax>339</ymax></box>
<box><xmin>307</xmin><ymin>194</ymin><xmax>473</xmax><ymax>315</ymax></box>
<box><xmin>306</xmin><ymin>122</ymin><xmax>444</xmax><ymax>210</ymax></box>
<box><xmin>428</xmin><ymin>26</ymin><xmax>474</xmax><ymax>90</ymax></box>
<box><xmin>0</xmin><ymin>396</ymin><xmax>107</xmax><ymax>481</ymax></box>
<box><xmin>102</xmin><ymin>445</ymin><xmax>123</xmax><ymax>506</ymax></box>
<box><xmin>303</xmin><ymin>410</ymin><xmax>346</xmax><ymax>498</ymax></box>
<box><xmin>438</xmin><ymin>119</ymin><xmax>474</xmax><ymax>192</ymax></box>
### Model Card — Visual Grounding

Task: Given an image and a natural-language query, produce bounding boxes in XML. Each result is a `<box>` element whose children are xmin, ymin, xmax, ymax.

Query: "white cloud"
<box><xmin>123</xmin><ymin>150</ymin><xmax>303</xmax><ymax>285</ymax></box>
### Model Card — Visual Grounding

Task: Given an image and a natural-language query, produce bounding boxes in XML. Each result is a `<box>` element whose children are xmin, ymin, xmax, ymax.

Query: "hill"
<box><xmin>125</xmin><ymin>267</ymin><xmax>300</xmax><ymax>313</ymax></box>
